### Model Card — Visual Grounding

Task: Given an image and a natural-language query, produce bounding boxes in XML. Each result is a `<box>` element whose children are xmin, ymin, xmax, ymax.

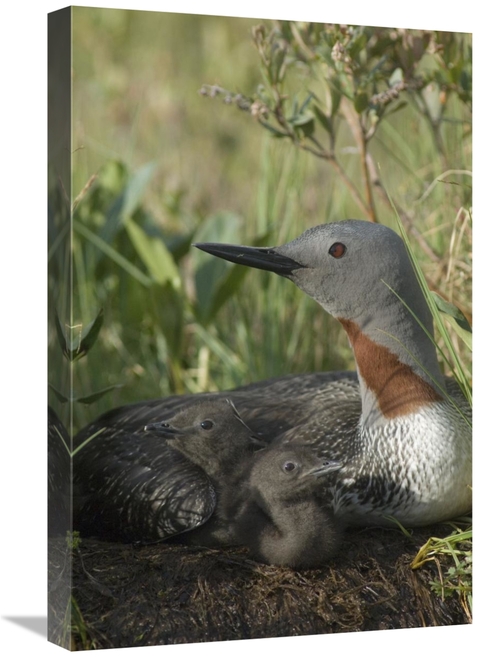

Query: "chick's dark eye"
<box><xmin>329</xmin><ymin>242</ymin><xmax>346</xmax><ymax>258</ymax></box>
<box><xmin>282</xmin><ymin>461</ymin><xmax>297</xmax><ymax>473</ymax></box>
<box><xmin>200</xmin><ymin>420</ymin><xmax>214</xmax><ymax>430</ymax></box>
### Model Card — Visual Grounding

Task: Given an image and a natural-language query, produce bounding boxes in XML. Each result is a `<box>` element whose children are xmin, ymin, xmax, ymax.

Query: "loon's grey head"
<box><xmin>195</xmin><ymin>220</ymin><xmax>428</xmax><ymax>329</ymax></box>
<box><xmin>195</xmin><ymin>220</ymin><xmax>444</xmax><ymax>397</ymax></box>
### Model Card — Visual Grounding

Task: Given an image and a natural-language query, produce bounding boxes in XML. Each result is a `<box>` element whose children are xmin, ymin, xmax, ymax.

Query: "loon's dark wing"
<box><xmin>74</xmin><ymin>371</ymin><xmax>361</xmax><ymax>449</ymax></box>
<box><xmin>73</xmin><ymin>430</ymin><xmax>216</xmax><ymax>543</ymax></box>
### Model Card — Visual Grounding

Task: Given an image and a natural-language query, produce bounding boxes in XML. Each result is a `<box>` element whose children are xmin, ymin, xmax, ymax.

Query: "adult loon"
<box><xmin>75</xmin><ymin>220</ymin><xmax>471</xmax><ymax>532</ymax></box>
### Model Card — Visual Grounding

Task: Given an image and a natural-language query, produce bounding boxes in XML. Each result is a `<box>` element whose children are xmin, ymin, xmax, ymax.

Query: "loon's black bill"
<box><xmin>144</xmin><ymin>422</ymin><xmax>182</xmax><ymax>437</ymax></box>
<box><xmin>194</xmin><ymin>243</ymin><xmax>305</xmax><ymax>276</ymax></box>
<box><xmin>309</xmin><ymin>460</ymin><xmax>341</xmax><ymax>478</ymax></box>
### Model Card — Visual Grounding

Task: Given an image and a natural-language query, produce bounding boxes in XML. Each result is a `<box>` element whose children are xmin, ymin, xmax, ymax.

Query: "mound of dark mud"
<box><xmin>48</xmin><ymin>523</ymin><xmax>470</xmax><ymax>650</ymax></box>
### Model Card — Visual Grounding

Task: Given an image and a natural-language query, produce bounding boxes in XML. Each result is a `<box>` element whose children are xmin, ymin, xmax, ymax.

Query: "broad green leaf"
<box><xmin>328</xmin><ymin>75</ymin><xmax>353</xmax><ymax>102</ymax></box>
<box><xmin>49</xmin><ymin>382</ymin><xmax>123</xmax><ymax>405</ymax></box>
<box><xmin>256</xmin><ymin>83</ymin><xmax>272</xmax><ymax>106</ymax></box>
<box><xmin>78</xmin><ymin>308</ymin><xmax>104</xmax><ymax>358</ymax></box>
<box><xmin>193</xmin><ymin>213</ymin><xmax>243</xmax><ymax>323</ymax></box>
<box><xmin>389</xmin><ymin>67</ymin><xmax>404</xmax><ymax>85</ymax></box>
<box><xmin>313</xmin><ymin>104</ymin><xmax>332</xmax><ymax>133</ymax></box>
<box><xmin>330</xmin><ymin>87</ymin><xmax>342</xmax><ymax>116</ymax></box>
<box><xmin>125</xmin><ymin>219</ymin><xmax>181</xmax><ymax>288</ymax></box>
<box><xmin>149</xmin><ymin>281</ymin><xmax>185</xmax><ymax>358</ymax></box>
<box><xmin>98</xmin><ymin>161</ymin><xmax>157</xmax><ymax>250</ymax></box>
<box><xmin>54</xmin><ymin>311</ymin><xmax>69</xmax><ymax>358</ymax></box>
<box><xmin>193</xmin><ymin>215</ymin><xmax>271</xmax><ymax>325</ymax></box>
<box><xmin>347</xmin><ymin>29</ymin><xmax>367</xmax><ymax>59</ymax></box>
<box><xmin>205</xmin><ymin>233</ymin><xmax>269</xmax><ymax>319</ymax></box>
<box><xmin>49</xmin><ymin>382</ymin><xmax>69</xmax><ymax>404</ymax></box>
<box><xmin>166</xmin><ymin>229</ymin><xmax>197</xmax><ymax>262</ymax></box>
<box><xmin>74</xmin><ymin>220</ymin><xmax>153</xmax><ymax>287</ymax></box>
<box><xmin>122</xmin><ymin>162</ymin><xmax>157</xmax><ymax>218</ymax></box>
<box><xmin>98</xmin><ymin>160</ymin><xmax>128</xmax><ymax>194</ymax></box>
<box><xmin>298</xmin><ymin>93</ymin><xmax>315</xmax><ymax>115</ymax></box>
<box><xmin>289</xmin><ymin>110</ymin><xmax>315</xmax><ymax>138</ymax></box>
<box><xmin>297</xmin><ymin>117</ymin><xmax>315</xmax><ymax>138</ymax></box>
<box><xmin>259</xmin><ymin>121</ymin><xmax>289</xmax><ymax>138</ymax></box>
<box><xmin>53</xmin><ymin>308</ymin><xmax>105</xmax><ymax>361</ymax></box>
<box><xmin>208</xmin><ymin>259</ymin><xmax>255</xmax><ymax>321</ymax></box>
<box><xmin>270</xmin><ymin>45</ymin><xmax>287</xmax><ymax>83</ymax></box>
<box><xmin>289</xmin><ymin>110</ymin><xmax>315</xmax><ymax>127</ymax></box>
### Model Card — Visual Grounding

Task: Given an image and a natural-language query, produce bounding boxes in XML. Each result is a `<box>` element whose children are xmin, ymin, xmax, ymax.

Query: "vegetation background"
<box><xmin>48</xmin><ymin>8</ymin><xmax>472</xmax><ymax>436</ymax></box>
<box><xmin>2</xmin><ymin>2</ymin><xmax>487</xmax><ymax>655</ymax></box>
<box><xmin>47</xmin><ymin>8</ymin><xmax>473</xmax><ymax>622</ymax></box>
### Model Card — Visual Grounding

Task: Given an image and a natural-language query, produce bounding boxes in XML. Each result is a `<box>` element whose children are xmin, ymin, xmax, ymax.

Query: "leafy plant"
<box><xmin>411</xmin><ymin>524</ymin><xmax>472</xmax><ymax>620</ymax></box>
<box><xmin>200</xmin><ymin>22</ymin><xmax>471</xmax><ymax>233</ymax></box>
<box><xmin>55</xmin><ymin>308</ymin><xmax>104</xmax><ymax>362</ymax></box>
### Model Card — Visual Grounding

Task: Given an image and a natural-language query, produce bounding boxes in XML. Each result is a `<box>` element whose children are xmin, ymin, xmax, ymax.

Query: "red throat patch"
<box><xmin>339</xmin><ymin>319</ymin><xmax>443</xmax><ymax>418</ymax></box>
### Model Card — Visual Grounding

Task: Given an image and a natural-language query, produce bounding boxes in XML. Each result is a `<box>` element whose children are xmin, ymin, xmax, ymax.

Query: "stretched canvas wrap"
<box><xmin>48</xmin><ymin>6</ymin><xmax>472</xmax><ymax>650</ymax></box>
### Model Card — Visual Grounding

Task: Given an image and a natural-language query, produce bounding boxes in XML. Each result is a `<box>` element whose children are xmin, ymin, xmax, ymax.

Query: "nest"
<box><xmin>48</xmin><ymin>523</ymin><xmax>470</xmax><ymax>650</ymax></box>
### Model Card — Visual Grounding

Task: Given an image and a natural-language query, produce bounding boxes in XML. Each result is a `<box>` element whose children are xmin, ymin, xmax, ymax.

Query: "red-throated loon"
<box><xmin>74</xmin><ymin>220</ymin><xmax>472</xmax><ymax>540</ymax></box>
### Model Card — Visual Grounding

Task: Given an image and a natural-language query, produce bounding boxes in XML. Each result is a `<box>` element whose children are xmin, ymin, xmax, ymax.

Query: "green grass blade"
<box><xmin>125</xmin><ymin>218</ymin><xmax>181</xmax><ymax>288</ymax></box>
<box><xmin>74</xmin><ymin>220</ymin><xmax>153</xmax><ymax>287</ymax></box>
<box><xmin>390</xmin><ymin>207</ymin><xmax>472</xmax><ymax>405</ymax></box>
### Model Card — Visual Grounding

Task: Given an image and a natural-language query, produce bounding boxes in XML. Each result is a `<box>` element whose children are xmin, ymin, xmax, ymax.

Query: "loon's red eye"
<box><xmin>329</xmin><ymin>242</ymin><xmax>346</xmax><ymax>258</ymax></box>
